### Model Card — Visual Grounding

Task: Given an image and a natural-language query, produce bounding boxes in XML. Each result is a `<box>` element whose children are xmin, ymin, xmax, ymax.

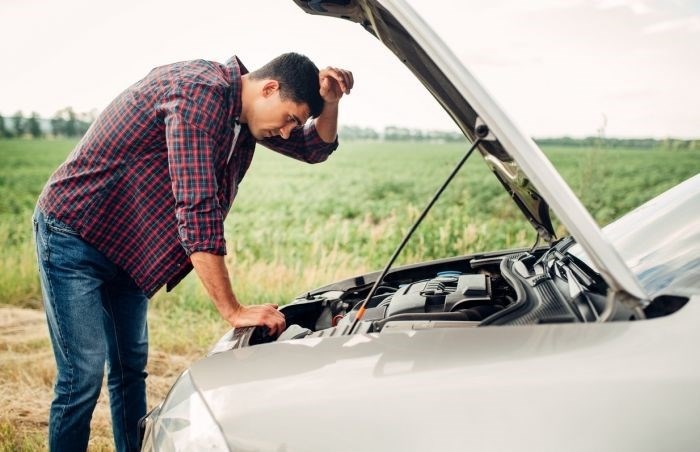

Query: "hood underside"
<box><xmin>297</xmin><ymin>0</ymin><xmax>555</xmax><ymax>242</ymax></box>
<box><xmin>293</xmin><ymin>0</ymin><xmax>648</xmax><ymax>303</ymax></box>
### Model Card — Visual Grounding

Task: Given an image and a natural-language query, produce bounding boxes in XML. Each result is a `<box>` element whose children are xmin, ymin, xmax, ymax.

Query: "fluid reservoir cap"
<box><xmin>437</xmin><ymin>271</ymin><xmax>462</xmax><ymax>277</ymax></box>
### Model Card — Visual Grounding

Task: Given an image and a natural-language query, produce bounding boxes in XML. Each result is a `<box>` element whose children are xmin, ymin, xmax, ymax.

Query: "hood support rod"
<box><xmin>348</xmin><ymin>127</ymin><xmax>489</xmax><ymax>334</ymax></box>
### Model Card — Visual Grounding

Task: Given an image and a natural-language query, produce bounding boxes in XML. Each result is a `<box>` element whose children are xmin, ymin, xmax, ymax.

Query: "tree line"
<box><xmin>0</xmin><ymin>108</ymin><xmax>95</xmax><ymax>139</ymax></box>
<box><xmin>535</xmin><ymin>136</ymin><xmax>700</xmax><ymax>151</ymax></box>
<box><xmin>341</xmin><ymin>125</ymin><xmax>465</xmax><ymax>142</ymax></box>
<box><xmin>340</xmin><ymin>125</ymin><xmax>700</xmax><ymax>150</ymax></box>
<box><xmin>1</xmin><ymin>112</ymin><xmax>697</xmax><ymax>151</ymax></box>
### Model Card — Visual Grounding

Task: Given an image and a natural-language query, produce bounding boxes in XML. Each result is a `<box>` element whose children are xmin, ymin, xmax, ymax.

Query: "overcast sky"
<box><xmin>2</xmin><ymin>0</ymin><xmax>698</xmax><ymax>138</ymax></box>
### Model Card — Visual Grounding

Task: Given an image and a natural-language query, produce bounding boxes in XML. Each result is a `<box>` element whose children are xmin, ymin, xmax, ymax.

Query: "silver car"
<box><xmin>140</xmin><ymin>0</ymin><xmax>700</xmax><ymax>450</ymax></box>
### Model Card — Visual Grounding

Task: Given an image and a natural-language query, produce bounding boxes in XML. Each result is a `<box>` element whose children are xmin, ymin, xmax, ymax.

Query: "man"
<box><xmin>33</xmin><ymin>52</ymin><xmax>353</xmax><ymax>452</ymax></box>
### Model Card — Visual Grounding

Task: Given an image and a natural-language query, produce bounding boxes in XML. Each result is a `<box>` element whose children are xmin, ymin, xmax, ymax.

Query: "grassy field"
<box><xmin>1</xmin><ymin>137</ymin><xmax>698</xmax><ymax>449</ymax></box>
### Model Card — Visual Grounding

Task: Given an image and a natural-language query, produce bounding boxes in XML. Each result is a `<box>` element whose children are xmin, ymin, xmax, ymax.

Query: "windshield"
<box><xmin>569</xmin><ymin>174</ymin><xmax>700</xmax><ymax>299</ymax></box>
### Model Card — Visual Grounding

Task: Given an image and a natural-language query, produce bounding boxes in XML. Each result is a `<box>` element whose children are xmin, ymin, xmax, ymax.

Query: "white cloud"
<box><xmin>644</xmin><ymin>16</ymin><xmax>700</xmax><ymax>33</ymax></box>
<box><xmin>594</xmin><ymin>0</ymin><xmax>654</xmax><ymax>14</ymax></box>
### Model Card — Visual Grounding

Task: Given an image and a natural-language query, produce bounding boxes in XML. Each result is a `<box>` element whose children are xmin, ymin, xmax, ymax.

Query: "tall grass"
<box><xmin>0</xmin><ymin>421</ymin><xmax>45</xmax><ymax>452</ymax></box>
<box><xmin>1</xmin><ymin>138</ymin><xmax>699</xmax><ymax>324</ymax></box>
<box><xmin>0</xmin><ymin>139</ymin><xmax>77</xmax><ymax>307</ymax></box>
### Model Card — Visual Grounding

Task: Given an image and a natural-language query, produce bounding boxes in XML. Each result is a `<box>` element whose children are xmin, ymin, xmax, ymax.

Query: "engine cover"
<box><xmin>385</xmin><ymin>273</ymin><xmax>491</xmax><ymax>316</ymax></box>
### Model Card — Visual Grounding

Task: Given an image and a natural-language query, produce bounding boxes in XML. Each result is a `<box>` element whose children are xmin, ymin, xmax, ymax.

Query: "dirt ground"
<box><xmin>0</xmin><ymin>306</ymin><xmax>198</xmax><ymax>451</ymax></box>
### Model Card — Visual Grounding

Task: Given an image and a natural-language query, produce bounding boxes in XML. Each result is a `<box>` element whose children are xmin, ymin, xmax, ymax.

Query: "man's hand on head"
<box><xmin>314</xmin><ymin>67</ymin><xmax>353</xmax><ymax>143</ymax></box>
<box><xmin>319</xmin><ymin>67</ymin><xmax>354</xmax><ymax>104</ymax></box>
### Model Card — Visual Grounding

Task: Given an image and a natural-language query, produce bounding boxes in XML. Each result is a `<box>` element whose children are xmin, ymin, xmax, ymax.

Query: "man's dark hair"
<box><xmin>249</xmin><ymin>52</ymin><xmax>324</xmax><ymax>118</ymax></box>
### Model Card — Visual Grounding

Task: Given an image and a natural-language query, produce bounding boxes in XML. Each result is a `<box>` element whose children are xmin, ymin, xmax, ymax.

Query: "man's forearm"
<box><xmin>314</xmin><ymin>101</ymin><xmax>339</xmax><ymax>143</ymax></box>
<box><xmin>190</xmin><ymin>251</ymin><xmax>240</xmax><ymax>322</ymax></box>
<box><xmin>190</xmin><ymin>251</ymin><xmax>287</xmax><ymax>334</ymax></box>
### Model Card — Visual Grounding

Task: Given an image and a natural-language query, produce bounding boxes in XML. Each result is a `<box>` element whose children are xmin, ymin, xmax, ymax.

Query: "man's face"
<box><xmin>247</xmin><ymin>81</ymin><xmax>311</xmax><ymax>141</ymax></box>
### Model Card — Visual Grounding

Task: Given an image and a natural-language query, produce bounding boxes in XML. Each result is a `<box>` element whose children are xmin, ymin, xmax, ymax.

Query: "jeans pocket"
<box><xmin>33</xmin><ymin>212</ymin><xmax>52</xmax><ymax>263</ymax></box>
<box><xmin>45</xmin><ymin>216</ymin><xmax>80</xmax><ymax>236</ymax></box>
<box><xmin>32</xmin><ymin>215</ymin><xmax>43</xmax><ymax>265</ymax></box>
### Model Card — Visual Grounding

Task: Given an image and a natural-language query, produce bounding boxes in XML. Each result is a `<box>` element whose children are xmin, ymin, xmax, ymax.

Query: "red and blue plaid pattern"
<box><xmin>38</xmin><ymin>56</ymin><xmax>337</xmax><ymax>297</ymax></box>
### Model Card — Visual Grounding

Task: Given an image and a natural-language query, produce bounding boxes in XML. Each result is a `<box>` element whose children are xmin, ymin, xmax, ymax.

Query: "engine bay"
<box><xmin>235</xmin><ymin>240</ymin><xmax>641</xmax><ymax>348</ymax></box>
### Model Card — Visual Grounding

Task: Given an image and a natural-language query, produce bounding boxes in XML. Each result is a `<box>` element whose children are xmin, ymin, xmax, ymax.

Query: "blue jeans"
<box><xmin>33</xmin><ymin>208</ymin><xmax>148</xmax><ymax>452</ymax></box>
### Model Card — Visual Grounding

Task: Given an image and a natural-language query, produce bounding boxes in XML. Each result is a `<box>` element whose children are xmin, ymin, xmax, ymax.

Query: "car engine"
<box><xmin>231</xmin><ymin>244</ymin><xmax>636</xmax><ymax>348</ymax></box>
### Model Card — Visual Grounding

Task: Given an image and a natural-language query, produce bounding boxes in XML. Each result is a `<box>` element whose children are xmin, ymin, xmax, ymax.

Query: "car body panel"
<box><xmin>188</xmin><ymin>296</ymin><xmax>700</xmax><ymax>451</ymax></box>
<box><xmin>584</xmin><ymin>174</ymin><xmax>700</xmax><ymax>298</ymax></box>
<box><xmin>292</xmin><ymin>0</ymin><xmax>648</xmax><ymax>303</ymax></box>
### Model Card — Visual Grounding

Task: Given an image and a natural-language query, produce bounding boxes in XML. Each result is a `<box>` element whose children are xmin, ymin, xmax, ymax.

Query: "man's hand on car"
<box><xmin>226</xmin><ymin>303</ymin><xmax>286</xmax><ymax>336</ymax></box>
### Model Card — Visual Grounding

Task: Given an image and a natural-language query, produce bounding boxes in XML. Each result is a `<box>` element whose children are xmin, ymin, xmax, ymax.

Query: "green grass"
<box><xmin>0</xmin><ymin>139</ymin><xmax>78</xmax><ymax>307</ymax></box>
<box><xmin>1</xmin><ymin>138</ymin><xmax>699</xmax><ymax>348</ymax></box>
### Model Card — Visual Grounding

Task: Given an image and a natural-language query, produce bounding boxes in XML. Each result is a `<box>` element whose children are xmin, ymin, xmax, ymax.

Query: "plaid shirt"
<box><xmin>38</xmin><ymin>56</ymin><xmax>337</xmax><ymax>297</ymax></box>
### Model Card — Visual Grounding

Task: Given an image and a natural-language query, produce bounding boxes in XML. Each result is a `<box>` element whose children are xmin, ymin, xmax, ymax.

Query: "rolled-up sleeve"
<box><xmin>160</xmin><ymin>88</ymin><xmax>227</xmax><ymax>256</ymax></box>
<box><xmin>261</xmin><ymin>120</ymin><xmax>338</xmax><ymax>163</ymax></box>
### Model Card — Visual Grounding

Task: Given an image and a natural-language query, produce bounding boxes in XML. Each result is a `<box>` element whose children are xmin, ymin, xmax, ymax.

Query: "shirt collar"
<box><xmin>225</xmin><ymin>55</ymin><xmax>248</xmax><ymax>125</ymax></box>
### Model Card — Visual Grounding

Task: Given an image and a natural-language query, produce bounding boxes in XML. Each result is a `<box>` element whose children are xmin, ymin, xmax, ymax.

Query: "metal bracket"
<box><xmin>475</xmin><ymin>117</ymin><xmax>496</xmax><ymax>141</ymax></box>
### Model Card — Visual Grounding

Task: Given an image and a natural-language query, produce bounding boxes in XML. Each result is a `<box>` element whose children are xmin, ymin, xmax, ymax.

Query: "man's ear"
<box><xmin>262</xmin><ymin>80</ymin><xmax>280</xmax><ymax>98</ymax></box>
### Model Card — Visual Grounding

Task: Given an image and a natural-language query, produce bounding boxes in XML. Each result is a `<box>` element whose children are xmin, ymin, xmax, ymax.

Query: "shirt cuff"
<box><xmin>306</xmin><ymin>120</ymin><xmax>340</xmax><ymax>148</ymax></box>
<box><xmin>180</xmin><ymin>238</ymin><xmax>227</xmax><ymax>256</ymax></box>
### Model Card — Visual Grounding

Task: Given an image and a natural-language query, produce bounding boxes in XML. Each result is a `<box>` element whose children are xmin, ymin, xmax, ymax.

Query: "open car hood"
<box><xmin>293</xmin><ymin>0</ymin><xmax>648</xmax><ymax>304</ymax></box>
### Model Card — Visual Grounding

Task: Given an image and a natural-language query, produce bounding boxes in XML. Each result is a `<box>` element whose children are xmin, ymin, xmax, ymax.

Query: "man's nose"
<box><xmin>279</xmin><ymin>124</ymin><xmax>294</xmax><ymax>140</ymax></box>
